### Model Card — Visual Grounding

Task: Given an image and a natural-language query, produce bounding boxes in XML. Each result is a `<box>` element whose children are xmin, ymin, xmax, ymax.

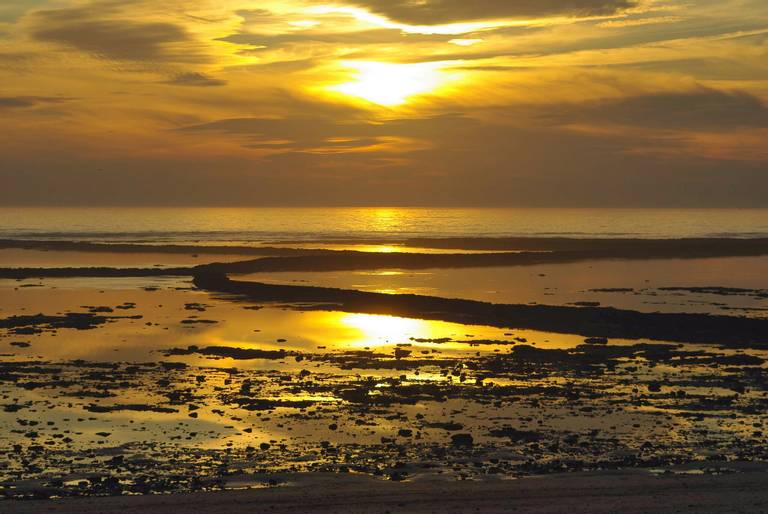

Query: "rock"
<box><xmin>394</xmin><ymin>347</ymin><xmax>412</xmax><ymax>359</ymax></box>
<box><xmin>574</xmin><ymin>302</ymin><xmax>601</xmax><ymax>307</ymax></box>
<box><xmin>647</xmin><ymin>381</ymin><xmax>662</xmax><ymax>392</ymax></box>
<box><xmin>425</xmin><ymin>422</ymin><xmax>463</xmax><ymax>431</ymax></box>
<box><xmin>451</xmin><ymin>433</ymin><xmax>474</xmax><ymax>447</ymax></box>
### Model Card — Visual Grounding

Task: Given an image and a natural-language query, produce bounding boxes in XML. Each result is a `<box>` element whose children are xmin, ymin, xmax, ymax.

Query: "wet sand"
<box><xmin>4</xmin><ymin>467</ymin><xmax>768</xmax><ymax>513</ymax></box>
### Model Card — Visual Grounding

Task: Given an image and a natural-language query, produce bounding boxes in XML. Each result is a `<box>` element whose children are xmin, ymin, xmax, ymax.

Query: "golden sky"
<box><xmin>1</xmin><ymin>0</ymin><xmax>767</xmax><ymax>206</ymax></box>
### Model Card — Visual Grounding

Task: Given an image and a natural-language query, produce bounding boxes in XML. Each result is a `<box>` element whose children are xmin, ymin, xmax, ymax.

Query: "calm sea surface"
<box><xmin>0</xmin><ymin>207</ymin><xmax>766</xmax><ymax>243</ymax></box>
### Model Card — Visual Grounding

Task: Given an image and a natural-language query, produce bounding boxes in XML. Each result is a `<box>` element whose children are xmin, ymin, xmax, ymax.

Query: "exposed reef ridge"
<box><xmin>3</xmin><ymin>237</ymin><xmax>768</xmax><ymax>347</ymax></box>
<box><xmin>192</xmin><ymin>271</ymin><xmax>768</xmax><ymax>347</ymax></box>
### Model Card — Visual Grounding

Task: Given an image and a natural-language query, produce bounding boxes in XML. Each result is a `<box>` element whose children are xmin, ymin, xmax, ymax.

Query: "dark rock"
<box><xmin>451</xmin><ymin>433</ymin><xmax>474</xmax><ymax>447</ymax></box>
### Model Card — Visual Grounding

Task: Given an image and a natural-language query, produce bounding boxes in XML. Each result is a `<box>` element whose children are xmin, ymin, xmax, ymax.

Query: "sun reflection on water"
<box><xmin>339</xmin><ymin>313</ymin><xmax>427</xmax><ymax>347</ymax></box>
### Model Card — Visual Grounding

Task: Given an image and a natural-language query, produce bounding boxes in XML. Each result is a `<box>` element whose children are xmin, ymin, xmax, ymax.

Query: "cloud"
<box><xmin>596</xmin><ymin>15</ymin><xmax>683</xmax><ymax>28</ymax></box>
<box><xmin>7</xmin><ymin>107</ymin><xmax>768</xmax><ymax>207</ymax></box>
<box><xmin>220</xmin><ymin>28</ymin><xmax>445</xmax><ymax>48</ymax></box>
<box><xmin>29</xmin><ymin>6</ymin><xmax>193</xmax><ymax>61</ymax></box>
<box><xmin>0</xmin><ymin>0</ymin><xmax>49</xmax><ymax>24</ymax></box>
<box><xmin>0</xmin><ymin>96</ymin><xmax>72</xmax><ymax>108</ymax></box>
<box><xmin>178</xmin><ymin>88</ymin><xmax>768</xmax><ymax>162</ymax></box>
<box><xmin>177</xmin><ymin>112</ymin><xmax>488</xmax><ymax>155</ymax></box>
<box><xmin>178</xmin><ymin>116</ymin><xmax>396</xmax><ymax>152</ymax></box>
<box><xmin>551</xmin><ymin>89</ymin><xmax>768</xmax><ymax>129</ymax></box>
<box><xmin>2</xmin><ymin>0</ymin><xmax>768</xmax><ymax>207</ymax></box>
<box><xmin>164</xmin><ymin>72</ymin><xmax>227</xmax><ymax>87</ymax></box>
<box><xmin>343</xmin><ymin>0</ymin><xmax>637</xmax><ymax>25</ymax></box>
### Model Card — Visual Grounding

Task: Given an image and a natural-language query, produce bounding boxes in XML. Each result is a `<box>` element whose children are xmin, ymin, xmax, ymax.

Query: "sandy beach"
<box><xmin>5</xmin><ymin>467</ymin><xmax>768</xmax><ymax>513</ymax></box>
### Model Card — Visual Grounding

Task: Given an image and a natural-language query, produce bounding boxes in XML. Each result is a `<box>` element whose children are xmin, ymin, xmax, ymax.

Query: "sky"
<box><xmin>1</xmin><ymin>0</ymin><xmax>767</xmax><ymax>206</ymax></box>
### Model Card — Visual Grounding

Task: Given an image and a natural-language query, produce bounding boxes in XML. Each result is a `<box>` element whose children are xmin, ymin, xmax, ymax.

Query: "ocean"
<box><xmin>1</xmin><ymin>207</ymin><xmax>767</xmax><ymax>243</ymax></box>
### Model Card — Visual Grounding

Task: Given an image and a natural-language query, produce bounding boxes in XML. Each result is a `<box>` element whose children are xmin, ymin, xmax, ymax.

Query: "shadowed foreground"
<box><xmin>5</xmin><ymin>468</ymin><xmax>768</xmax><ymax>514</ymax></box>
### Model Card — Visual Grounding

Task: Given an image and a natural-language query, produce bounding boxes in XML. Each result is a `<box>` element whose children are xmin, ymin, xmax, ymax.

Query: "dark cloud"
<box><xmin>614</xmin><ymin>57</ymin><xmax>768</xmax><ymax>81</ymax></box>
<box><xmin>342</xmin><ymin>0</ymin><xmax>636</xmax><ymax>25</ymax></box>
<box><xmin>0</xmin><ymin>96</ymin><xmax>72</xmax><ymax>108</ymax></box>
<box><xmin>164</xmin><ymin>72</ymin><xmax>227</xmax><ymax>87</ymax></box>
<box><xmin>30</xmin><ymin>7</ymin><xmax>193</xmax><ymax>61</ymax></box>
<box><xmin>551</xmin><ymin>89</ymin><xmax>768</xmax><ymax>129</ymax></box>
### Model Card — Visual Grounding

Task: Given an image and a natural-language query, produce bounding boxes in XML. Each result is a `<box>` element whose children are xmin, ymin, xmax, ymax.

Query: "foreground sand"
<box><xmin>5</xmin><ymin>469</ymin><xmax>768</xmax><ymax>513</ymax></box>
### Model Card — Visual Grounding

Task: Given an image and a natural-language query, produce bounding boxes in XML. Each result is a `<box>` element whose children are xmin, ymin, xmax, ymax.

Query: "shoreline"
<box><xmin>3</xmin><ymin>236</ymin><xmax>768</xmax><ymax>255</ymax></box>
<box><xmin>4</xmin><ymin>467</ymin><xmax>768</xmax><ymax>513</ymax></box>
<box><xmin>3</xmin><ymin>236</ymin><xmax>768</xmax><ymax>280</ymax></box>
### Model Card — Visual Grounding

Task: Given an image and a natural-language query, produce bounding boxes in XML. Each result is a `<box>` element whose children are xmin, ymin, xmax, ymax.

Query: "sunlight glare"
<box><xmin>340</xmin><ymin>313</ymin><xmax>424</xmax><ymax>346</ymax></box>
<box><xmin>450</xmin><ymin>38</ymin><xmax>483</xmax><ymax>46</ymax></box>
<box><xmin>329</xmin><ymin>61</ymin><xmax>455</xmax><ymax>106</ymax></box>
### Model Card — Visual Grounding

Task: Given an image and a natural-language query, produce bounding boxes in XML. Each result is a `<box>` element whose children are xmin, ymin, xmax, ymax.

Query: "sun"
<box><xmin>329</xmin><ymin>61</ymin><xmax>456</xmax><ymax>106</ymax></box>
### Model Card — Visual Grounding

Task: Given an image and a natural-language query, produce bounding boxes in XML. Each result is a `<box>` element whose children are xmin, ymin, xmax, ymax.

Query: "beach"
<box><xmin>1</xmin><ymin>227</ymin><xmax>767</xmax><ymax>511</ymax></box>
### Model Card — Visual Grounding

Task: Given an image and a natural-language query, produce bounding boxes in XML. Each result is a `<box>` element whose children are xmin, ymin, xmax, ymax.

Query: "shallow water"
<box><xmin>238</xmin><ymin>256</ymin><xmax>768</xmax><ymax>317</ymax></box>
<box><xmin>0</xmin><ymin>279</ymin><xmax>590</xmax><ymax>365</ymax></box>
<box><xmin>0</xmin><ymin>249</ymin><xmax>261</xmax><ymax>269</ymax></box>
